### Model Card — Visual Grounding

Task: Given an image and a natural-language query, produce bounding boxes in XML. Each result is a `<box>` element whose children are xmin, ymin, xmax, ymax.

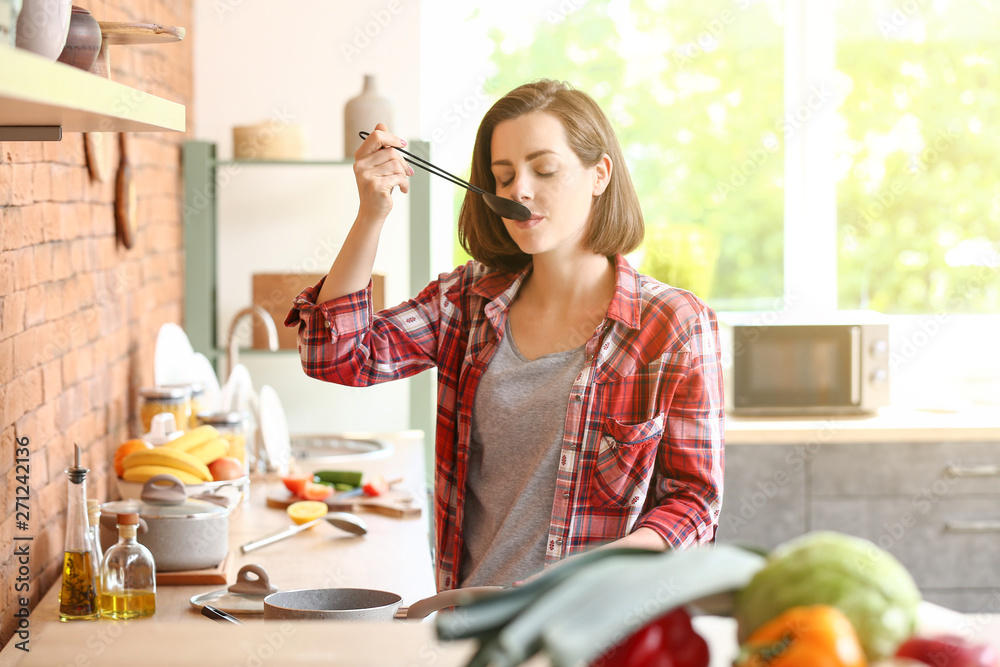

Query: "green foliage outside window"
<box><xmin>458</xmin><ymin>0</ymin><xmax>998</xmax><ymax>313</ymax></box>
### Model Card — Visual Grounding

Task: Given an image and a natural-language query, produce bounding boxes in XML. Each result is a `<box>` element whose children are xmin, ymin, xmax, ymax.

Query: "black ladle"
<box><xmin>358</xmin><ymin>131</ymin><xmax>532</xmax><ymax>221</ymax></box>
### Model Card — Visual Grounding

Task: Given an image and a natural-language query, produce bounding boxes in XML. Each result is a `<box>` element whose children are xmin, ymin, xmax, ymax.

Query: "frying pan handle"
<box><xmin>401</xmin><ymin>586</ymin><xmax>504</xmax><ymax>620</ymax></box>
<box><xmin>201</xmin><ymin>605</ymin><xmax>245</xmax><ymax>625</ymax></box>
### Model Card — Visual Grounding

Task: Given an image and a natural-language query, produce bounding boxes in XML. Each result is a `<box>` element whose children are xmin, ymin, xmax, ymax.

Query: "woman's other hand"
<box><xmin>353</xmin><ymin>122</ymin><xmax>414</xmax><ymax>223</ymax></box>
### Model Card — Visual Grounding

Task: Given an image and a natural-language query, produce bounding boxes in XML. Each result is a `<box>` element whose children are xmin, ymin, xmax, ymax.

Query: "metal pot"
<box><xmin>101</xmin><ymin>474</ymin><xmax>229</xmax><ymax>572</ymax></box>
<box><xmin>263</xmin><ymin>585</ymin><xmax>501</xmax><ymax>622</ymax></box>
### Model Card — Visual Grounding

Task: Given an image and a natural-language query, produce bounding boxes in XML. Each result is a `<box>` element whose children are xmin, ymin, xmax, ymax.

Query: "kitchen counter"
<box><xmin>5</xmin><ymin>432</ymin><xmax>1000</xmax><ymax>666</ymax></box>
<box><xmin>726</xmin><ymin>406</ymin><xmax>1000</xmax><ymax>444</ymax></box>
<box><xmin>0</xmin><ymin>432</ymin><xmax>476</xmax><ymax>666</ymax></box>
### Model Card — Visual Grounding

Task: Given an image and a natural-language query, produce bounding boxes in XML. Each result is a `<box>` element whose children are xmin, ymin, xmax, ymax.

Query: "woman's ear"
<box><xmin>593</xmin><ymin>154</ymin><xmax>613</xmax><ymax>196</ymax></box>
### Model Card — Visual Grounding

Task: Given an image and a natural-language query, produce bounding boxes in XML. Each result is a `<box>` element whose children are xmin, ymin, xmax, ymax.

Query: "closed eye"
<box><xmin>498</xmin><ymin>171</ymin><xmax>556</xmax><ymax>188</ymax></box>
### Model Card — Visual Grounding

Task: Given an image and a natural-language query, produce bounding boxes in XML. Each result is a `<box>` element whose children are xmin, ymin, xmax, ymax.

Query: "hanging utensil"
<box><xmin>358</xmin><ymin>131</ymin><xmax>532</xmax><ymax>221</ymax></box>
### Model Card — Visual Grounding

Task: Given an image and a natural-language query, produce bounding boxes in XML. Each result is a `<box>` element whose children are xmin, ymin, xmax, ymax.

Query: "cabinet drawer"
<box><xmin>717</xmin><ymin>446</ymin><xmax>806</xmax><ymax>549</ymax></box>
<box><xmin>810</xmin><ymin>442</ymin><xmax>1000</xmax><ymax>497</ymax></box>
<box><xmin>810</xmin><ymin>496</ymin><xmax>1000</xmax><ymax>588</ymax></box>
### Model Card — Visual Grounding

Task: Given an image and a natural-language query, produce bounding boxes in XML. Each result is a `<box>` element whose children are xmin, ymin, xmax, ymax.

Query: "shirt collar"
<box><xmin>469</xmin><ymin>254</ymin><xmax>643</xmax><ymax>330</ymax></box>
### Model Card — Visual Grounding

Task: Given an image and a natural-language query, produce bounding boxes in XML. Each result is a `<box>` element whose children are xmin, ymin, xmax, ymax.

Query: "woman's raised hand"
<box><xmin>353</xmin><ymin>122</ymin><xmax>414</xmax><ymax>223</ymax></box>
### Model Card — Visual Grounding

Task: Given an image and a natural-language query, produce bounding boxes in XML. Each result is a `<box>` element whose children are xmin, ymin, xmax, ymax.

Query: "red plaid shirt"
<box><xmin>287</xmin><ymin>254</ymin><xmax>724</xmax><ymax>591</ymax></box>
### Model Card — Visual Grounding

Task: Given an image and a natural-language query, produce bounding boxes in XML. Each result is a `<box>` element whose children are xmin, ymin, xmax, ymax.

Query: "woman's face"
<box><xmin>489</xmin><ymin>111</ymin><xmax>610</xmax><ymax>259</ymax></box>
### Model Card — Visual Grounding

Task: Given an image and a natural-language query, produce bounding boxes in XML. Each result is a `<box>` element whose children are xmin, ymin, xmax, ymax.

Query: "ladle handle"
<box><xmin>239</xmin><ymin>518</ymin><xmax>322</xmax><ymax>554</ymax></box>
<box><xmin>358</xmin><ymin>131</ymin><xmax>491</xmax><ymax>197</ymax></box>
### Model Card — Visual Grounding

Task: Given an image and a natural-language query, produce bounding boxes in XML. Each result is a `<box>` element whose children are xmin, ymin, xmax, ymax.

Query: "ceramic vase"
<box><xmin>14</xmin><ymin>0</ymin><xmax>71</xmax><ymax>60</ymax></box>
<box><xmin>344</xmin><ymin>74</ymin><xmax>394</xmax><ymax>158</ymax></box>
<box><xmin>56</xmin><ymin>5</ymin><xmax>99</xmax><ymax>70</ymax></box>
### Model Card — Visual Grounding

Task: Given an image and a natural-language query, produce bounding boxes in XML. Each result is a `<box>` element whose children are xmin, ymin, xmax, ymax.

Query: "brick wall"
<box><xmin>0</xmin><ymin>0</ymin><xmax>193</xmax><ymax>649</ymax></box>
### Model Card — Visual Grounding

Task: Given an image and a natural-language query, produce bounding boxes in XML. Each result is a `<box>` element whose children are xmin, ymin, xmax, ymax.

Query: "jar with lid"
<box><xmin>139</xmin><ymin>386</ymin><xmax>191</xmax><ymax>435</ymax></box>
<box><xmin>196</xmin><ymin>411</ymin><xmax>248</xmax><ymax>471</ymax></box>
<box><xmin>100</xmin><ymin>512</ymin><xmax>156</xmax><ymax>619</ymax></box>
<box><xmin>161</xmin><ymin>382</ymin><xmax>206</xmax><ymax>430</ymax></box>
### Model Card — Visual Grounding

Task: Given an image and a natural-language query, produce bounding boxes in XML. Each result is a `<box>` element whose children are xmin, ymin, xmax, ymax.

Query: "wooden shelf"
<box><xmin>0</xmin><ymin>46</ymin><xmax>185</xmax><ymax>135</ymax></box>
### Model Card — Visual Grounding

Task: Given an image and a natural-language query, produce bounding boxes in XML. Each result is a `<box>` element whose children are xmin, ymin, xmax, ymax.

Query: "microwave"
<box><xmin>719</xmin><ymin>312</ymin><xmax>890</xmax><ymax>416</ymax></box>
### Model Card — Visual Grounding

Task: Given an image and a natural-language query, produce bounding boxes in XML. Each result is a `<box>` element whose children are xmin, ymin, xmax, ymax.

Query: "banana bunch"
<box><xmin>164</xmin><ymin>425</ymin><xmax>229</xmax><ymax>464</ymax></box>
<box><xmin>120</xmin><ymin>425</ymin><xmax>229</xmax><ymax>485</ymax></box>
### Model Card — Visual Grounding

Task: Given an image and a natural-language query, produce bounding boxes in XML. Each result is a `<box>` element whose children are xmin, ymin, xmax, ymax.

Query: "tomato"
<box><xmin>282</xmin><ymin>475</ymin><xmax>312</xmax><ymax>497</ymax></box>
<box><xmin>299</xmin><ymin>481</ymin><xmax>333</xmax><ymax>501</ymax></box>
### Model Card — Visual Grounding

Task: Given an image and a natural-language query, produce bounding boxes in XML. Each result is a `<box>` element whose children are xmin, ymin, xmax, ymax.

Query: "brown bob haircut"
<box><xmin>458</xmin><ymin>79</ymin><xmax>644</xmax><ymax>272</ymax></box>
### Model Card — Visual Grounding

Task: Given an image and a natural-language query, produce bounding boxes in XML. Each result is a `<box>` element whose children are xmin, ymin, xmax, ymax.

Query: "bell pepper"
<box><xmin>895</xmin><ymin>634</ymin><xmax>1000</xmax><ymax>667</ymax></box>
<box><xmin>590</xmin><ymin>606</ymin><xmax>709</xmax><ymax>667</ymax></box>
<box><xmin>736</xmin><ymin>605</ymin><xmax>867</xmax><ymax>667</ymax></box>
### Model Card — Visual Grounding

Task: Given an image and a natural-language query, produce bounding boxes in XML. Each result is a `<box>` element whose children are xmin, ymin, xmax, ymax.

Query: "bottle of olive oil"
<box><xmin>100</xmin><ymin>512</ymin><xmax>156</xmax><ymax>619</ymax></box>
<box><xmin>58</xmin><ymin>445</ymin><xmax>99</xmax><ymax>621</ymax></box>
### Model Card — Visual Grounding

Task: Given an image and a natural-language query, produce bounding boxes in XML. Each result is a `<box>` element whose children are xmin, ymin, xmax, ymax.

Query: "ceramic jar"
<box><xmin>14</xmin><ymin>0</ymin><xmax>70</xmax><ymax>59</ymax></box>
<box><xmin>56</xmin><ymin>5</ymin><xmax>100</xmax><ymax>70</ymax></box>
<box><xmin>344</xmin><ymin>74</ymin><xmax>394</xmax><ymax>158</ymax></box>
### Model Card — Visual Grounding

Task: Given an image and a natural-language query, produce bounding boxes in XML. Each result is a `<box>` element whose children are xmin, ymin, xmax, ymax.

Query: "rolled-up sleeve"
<box><xmin>285</xmin><ymin>274</ymin><xmax>445</xmax><ymax>387</ymax></box>
<box><xmin>632</xmin><ymin>306</ymin><xmax>725</xmax><ymax>548</ymax></box>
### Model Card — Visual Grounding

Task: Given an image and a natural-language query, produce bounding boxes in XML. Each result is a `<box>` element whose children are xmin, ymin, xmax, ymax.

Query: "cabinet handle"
<box><xmin>944</xmin><ymin>465</ymin><xmax>1000</xmax><ymax>478</ymax></box>
<box><xmin>945</xmin><ymin>520</ymin><xmax>1000</xmax><ymax>533</ymax></box>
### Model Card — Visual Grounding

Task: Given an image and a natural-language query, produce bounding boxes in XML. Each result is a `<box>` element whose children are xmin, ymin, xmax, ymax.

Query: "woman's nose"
<box><xmin>508</xmin><ymin>173</ymin><xmax>533</xmax><ymax>202</ymax></box>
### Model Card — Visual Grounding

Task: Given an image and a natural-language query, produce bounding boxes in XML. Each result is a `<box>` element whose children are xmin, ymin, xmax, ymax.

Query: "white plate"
<box><xmin>220</xmin><ymin>363</ymin><xmax>254</xmax><ymax>413</ymax></box>
<box><xmin>258</xmin><ymin>385</ymin><xmax>290</xmax><ymax>475</ymax></box>
<box><xmin>154</xmin><ymin>323</ymin><xmax>196</xmax><ymax>386</ymax></box>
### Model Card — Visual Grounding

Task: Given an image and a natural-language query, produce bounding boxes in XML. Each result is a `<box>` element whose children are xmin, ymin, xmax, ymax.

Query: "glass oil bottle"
<box><xmin>100</xmin><ymin>512</ymin><xmax>156</xmax><ymax>619</ymax></box>
<box><xmin>58</xmin><ymin>445</ymin><xmax>99</xmax><ymax>621</ymax></box>
<box><xmin>86</xmin><ymin>499</ymin><xmax>103</xmax><ymax>604</ymax></box>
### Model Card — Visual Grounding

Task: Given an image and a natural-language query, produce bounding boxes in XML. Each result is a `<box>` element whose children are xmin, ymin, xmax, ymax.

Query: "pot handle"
<box><xmin>228</xmin><ymin>564</ymin><xmax>278</xmax><ymax>595</ymax></box>
<box><xmin>401</xmin><ymin>586</ymin><xmax>504</xmax><ymax>620</ymax></box>
<box><xmin>141</xmin><ymin>474</ymin><xmax>188</xmax><ymax>505</ymax></box>
<box><xmin>100</xmin><ymin>512</ymin><xmax>148</xmax><ymax>535</ymax></box>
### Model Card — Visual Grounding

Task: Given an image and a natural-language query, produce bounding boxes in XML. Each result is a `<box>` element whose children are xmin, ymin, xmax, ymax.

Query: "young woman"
<box><xmin>287</xmin><ymin>80</ymin><xmax>724</xmax><ymax>591</ymax></box>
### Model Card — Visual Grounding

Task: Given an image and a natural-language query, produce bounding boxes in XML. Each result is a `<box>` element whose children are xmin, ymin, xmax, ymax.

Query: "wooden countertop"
<box><xmin>0</xmin><ymin>433</ymin><xmax>477</xmax><ymax>666</ymax></box>
<box><xmin>6</xmin><ymin>432</ymin><xmax>1000</xmax><ymax>666</ymax></box>
<box><xmin>726</xmin><ymin>406</ymin><xmax>1000</xmax><ymax>444</ymax></box>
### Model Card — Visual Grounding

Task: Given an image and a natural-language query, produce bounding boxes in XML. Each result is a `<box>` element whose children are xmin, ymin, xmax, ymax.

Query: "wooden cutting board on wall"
<box><xmin>252</xmin><ymin>273</ymin><xmax>385</xmax><ymax>349</ymax></box>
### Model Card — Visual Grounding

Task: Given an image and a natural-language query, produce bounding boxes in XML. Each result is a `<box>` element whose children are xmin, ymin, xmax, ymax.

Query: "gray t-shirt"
<box><xmin>459</xmin><ymin>320</ymin><xmax>587</xmax><ymax>588</ymax></box>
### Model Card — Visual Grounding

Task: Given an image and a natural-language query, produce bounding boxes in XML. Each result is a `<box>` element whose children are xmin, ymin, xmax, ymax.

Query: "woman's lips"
<box><xmin>513</xmin><ymin>215</ymin><xmax>544</xmax><ymax>229</ymax></box>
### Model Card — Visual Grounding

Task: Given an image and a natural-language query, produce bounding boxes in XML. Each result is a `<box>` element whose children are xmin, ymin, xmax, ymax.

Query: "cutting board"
<box><xmin>156</xmin><ymin>551</ymin><xmax>233</xmax><ymax>586</ymax></box>
<box><xmin>266</xmin><ymin>487</ymin><xmax>421</xmax><ymax>519</ymax></box>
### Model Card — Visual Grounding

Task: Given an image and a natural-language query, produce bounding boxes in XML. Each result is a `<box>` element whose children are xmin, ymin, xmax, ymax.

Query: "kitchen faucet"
<box><xmin>226</xmin><ymin>305</ymin><xmax>279</xmax><ymax>381</ymax></box>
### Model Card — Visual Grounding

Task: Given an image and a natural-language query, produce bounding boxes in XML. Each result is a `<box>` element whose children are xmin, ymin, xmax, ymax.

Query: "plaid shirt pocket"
<box><xmin>590</xmin><ymin>414</ymin><xmax>664</xmax><ymax>508</ymax></box>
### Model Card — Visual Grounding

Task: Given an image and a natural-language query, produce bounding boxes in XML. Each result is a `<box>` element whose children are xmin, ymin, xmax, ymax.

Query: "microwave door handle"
<box><xmin>850</xmin><ymin>326</ymin><xmax>861</xmax><ymax>405</ymax></box>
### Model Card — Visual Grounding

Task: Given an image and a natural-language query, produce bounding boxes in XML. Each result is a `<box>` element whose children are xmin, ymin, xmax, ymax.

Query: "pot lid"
<box><xmin>102</xmin><ymin>474</ymin><xmax>228</xmax><ymax>519</ymax></box>
<box><xmin>189</xmin><ymin>564</ymin><xmax>277</xmax><ymax>616</ymax></box>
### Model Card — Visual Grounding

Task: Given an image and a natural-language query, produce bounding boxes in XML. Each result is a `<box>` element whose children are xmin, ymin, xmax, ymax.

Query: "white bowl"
<box><xmin>116</xmin><ymin>475</ymin><xmax>250</xmax><ymax>504</ymax></box>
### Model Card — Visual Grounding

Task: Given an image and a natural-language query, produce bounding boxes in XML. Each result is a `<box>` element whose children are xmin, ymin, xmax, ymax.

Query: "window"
<box><xmin>421</xmin><ymin>0</ymin><xmax>1000</xmax><ymax>408</ymax></box>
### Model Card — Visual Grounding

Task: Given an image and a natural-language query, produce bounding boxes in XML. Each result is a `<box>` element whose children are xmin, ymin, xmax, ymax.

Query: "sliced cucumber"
<box><xmin>313</xmin><ymin>470</ymin><xmax>363</xmax><ymax>486</ymax></box>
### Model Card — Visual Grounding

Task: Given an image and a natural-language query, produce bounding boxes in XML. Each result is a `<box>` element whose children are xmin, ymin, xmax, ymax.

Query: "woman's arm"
<box><xmin>316</xmin><ymin>122</ymin><xmax>413</xmax><ymax>304</ymax></box>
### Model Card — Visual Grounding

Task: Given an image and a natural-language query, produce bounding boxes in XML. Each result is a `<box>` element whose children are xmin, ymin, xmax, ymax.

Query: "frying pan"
<box><xmin>263</xmin><ymin>585</ymin><xmax>502</xmax><ymax>622</ymax></box>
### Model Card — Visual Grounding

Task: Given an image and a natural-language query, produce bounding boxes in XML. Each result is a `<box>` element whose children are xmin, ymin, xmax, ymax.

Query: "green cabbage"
<box><xmin>734</xmin><ymin>531</ymin><xmax>922</xmax><ymax>660</ymax></box>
